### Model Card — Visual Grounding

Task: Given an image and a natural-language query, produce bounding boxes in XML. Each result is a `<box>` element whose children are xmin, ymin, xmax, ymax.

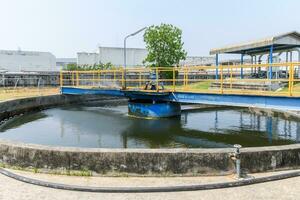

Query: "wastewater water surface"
<box><xmin>0</xmin><ymin>105</ymin><xmax>299</xmax><ymax>148</ymax></box>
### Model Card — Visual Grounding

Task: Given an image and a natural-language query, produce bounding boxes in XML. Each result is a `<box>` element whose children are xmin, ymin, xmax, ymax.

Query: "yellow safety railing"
<box><xmin>60</xmin><ymin>62</ymin><xmax>300</xmax><ymax>97</ymax></box>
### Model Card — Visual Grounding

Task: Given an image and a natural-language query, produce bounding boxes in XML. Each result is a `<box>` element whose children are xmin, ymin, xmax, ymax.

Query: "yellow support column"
<box><xmin>121</xmin><ymin>69</ymin><xmax>125</xmax><ymax>89</ymax></box>
<box><xmin>92</xmin><ymin>72</ymin><xmax>95</xmax><ymax>87</ymax></box>
<box><xmin>60</xmin><ymin>71</ymin><xmax>63</xmax><ymax>87</ymax></box>
<box><xmin>72</xmin><ymin>72</ymin><xmax>74</xmax><ymax>86</ymax></box>
<box><xmin>113</xmin><ymin>70</ymin><xmax>116</xmax><ymax>83</ymax></box>
<box><xmin>230</xmin><ymin>65</ymin><xmax>233</xmax><ymax>90</ymax></box>
<box><xmin>173</xmin><ymin>67</ymin><xmax>175</xmax><ymax>92</ymax></box>
<box><xmin>156</xmin><ymin>68</ymin><xmax>159</xmax><ymax>92</ymax></box>
<box><xmin>99</xmin><ymin>71</ymin><xmax>101</xmax><ymax>87</ymax></box>
<box><xmin>288</xmin><ymin>63</ymin><xmax>293</xmax><ymax>96</ymax></box>
<box><xmin>183</xmin><ymin>68</ymin><xmax>186</xmax><ymax>89</ymax></box>
<box><xmin>291</xmin><ymin>63</ymin><xmax>295</xmax><ymax>96</ymax></box>
<box><xmin>139</xmin><ymin>71</ymin><xmax>142</xmax><ymax>89</ymax></box>
<box><xmin>220</xmin><ymin>65</ymin><xmax>223</xmax><ymax>94</ymax></box>
<box><xmin>76</xmin><ymin>71</ymin><xmax>79</xmax><ymax>86</ymax></box>
<box><xmin>186</xmin><ymin>68</ymin><xmax>189</xmax><ymax>90</ymax></box>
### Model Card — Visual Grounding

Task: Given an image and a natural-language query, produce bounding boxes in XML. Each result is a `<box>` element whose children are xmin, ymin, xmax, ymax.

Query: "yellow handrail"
<box><xmin>60</xmin><ymin>62</ymin><xmax>300</xmax><ymax>97</ymax></box>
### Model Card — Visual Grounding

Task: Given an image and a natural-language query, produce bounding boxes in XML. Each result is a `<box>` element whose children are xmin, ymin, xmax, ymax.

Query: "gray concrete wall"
<box><xmin>0</xmin><ymin>95</ymin><xmax>300</xmax><ymax>176</ymax></box>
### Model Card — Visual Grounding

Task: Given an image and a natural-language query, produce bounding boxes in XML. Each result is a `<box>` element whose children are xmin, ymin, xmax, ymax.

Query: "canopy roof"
<box><xmin>210</xmin><ymin>31</ymin><xmax>300</xmax><ymax>55</ymax></box>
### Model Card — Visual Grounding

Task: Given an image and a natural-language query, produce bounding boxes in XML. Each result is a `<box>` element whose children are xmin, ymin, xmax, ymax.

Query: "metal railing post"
<box><xmin>139</xmin><ymin>71</ymin><xmax>142</xmax><ymax>89</ymax></box>
<box><xmin>173</xmin><ymin>67</ymin><xmax>175</xmax><ymax>92</ymax></box>
<box><xmin>288</xmin><ymin>63</ymin><xmax>293</xmax><ymax>96</ymax></box>
<box><xmin>60</xmin><ymin>71</ymin><xmax>63</xmax><ymax>87</ymax></box>
<box><xmin>291</xmin><ymin>63</ymin><xmax>295</xmax><ymax>95</ymax></box>
<box><xmin>156</xmin><ymin>67</ymin><xmax>159</xmax><ymax>92</ymax></box>
<box><xmin>220</xmin><ymin>65</ymin><xmax>223</xmax><ymax>94</ymax></box>
<box><xmin>230</xmin><ymin>65</ymin><xmax>233</xmax><ymax>90</ymax></box>
<box><xmin>76</xmin><ymin>71</ymin><xmax>79</xmax><ymax>86</ymax></box>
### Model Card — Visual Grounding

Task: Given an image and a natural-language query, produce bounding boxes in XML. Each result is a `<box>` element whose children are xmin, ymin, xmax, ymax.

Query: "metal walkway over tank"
<box><xmin>60</xmin><ymin>62</ymin><xmax>300</xmax><ymax>111</ymax></box>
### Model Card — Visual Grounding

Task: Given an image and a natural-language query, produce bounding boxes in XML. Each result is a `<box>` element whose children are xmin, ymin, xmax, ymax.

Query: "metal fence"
<box><xmin>60</xmin><ymin>62</ymin><xmax>300</xmax><ymax>97</ymax></box>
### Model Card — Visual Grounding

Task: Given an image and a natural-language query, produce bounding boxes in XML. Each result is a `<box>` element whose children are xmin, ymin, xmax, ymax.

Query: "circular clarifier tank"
<box><xmin>0</xmin><ymin>104</ymin><xmax>299</xmax><ymax>148</ymax></box>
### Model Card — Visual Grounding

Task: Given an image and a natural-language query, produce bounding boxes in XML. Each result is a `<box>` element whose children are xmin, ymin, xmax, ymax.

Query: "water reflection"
<box><xmin>0</xmin><ymin>106</ymin><xmax>299</xmax><ymax>148</ymax></box>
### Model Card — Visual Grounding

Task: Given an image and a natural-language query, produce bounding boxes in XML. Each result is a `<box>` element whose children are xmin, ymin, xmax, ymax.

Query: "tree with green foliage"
<box><xmin>143</xmin><ymin>23</ymin><xmax>187</xmax><ymax>67</ymax></box>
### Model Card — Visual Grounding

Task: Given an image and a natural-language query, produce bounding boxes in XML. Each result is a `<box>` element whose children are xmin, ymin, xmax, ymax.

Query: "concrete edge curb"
<box><xmin>1</xmin><ymin>168</ymin><xmax>300</xmax><ymax>193</ymax></box>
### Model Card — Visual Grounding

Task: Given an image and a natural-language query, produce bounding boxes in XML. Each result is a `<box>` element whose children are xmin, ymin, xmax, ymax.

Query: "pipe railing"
<box><xmin>60</xmin><ymin>62</ymin><xmax>300</xmax><ymax>97</ymax></box>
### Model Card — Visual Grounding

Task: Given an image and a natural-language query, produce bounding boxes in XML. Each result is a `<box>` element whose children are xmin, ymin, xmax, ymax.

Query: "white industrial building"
<box><xmin>77</xmin><ymin>46</ymin><xmax>215</xmax><ymax>67</ymax></box>
<box><xmin>56</xmin><ymin>58</ymin><xmax>77</xmax><ymax>69</ymax></box>
<box><xmin>77</xmin><ymin>47</ymin><xmax>148</xmax><ymax>67</ymax></box>
<box><xmin>0</xmin><ymin>50</ymin><xmax>56</xmax><ymax>72</ymax></box>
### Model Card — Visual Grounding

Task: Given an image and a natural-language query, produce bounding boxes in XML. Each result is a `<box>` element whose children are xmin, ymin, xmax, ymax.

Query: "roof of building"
<box><xmin>209</xmin><ymin>31</ymin><xmax>300</xmax><ymax>55</ymax></box>
<box><xmin>0</xmin><ymin>49</ymin><xmax>55</xmax><ymax>56</ymax></box>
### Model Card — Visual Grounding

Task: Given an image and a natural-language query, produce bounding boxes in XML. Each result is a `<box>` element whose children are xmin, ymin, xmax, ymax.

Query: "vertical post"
<box><xmin>286</xmin><ymin>52</ymin><xmax>289</xmax><ymax>78</ymax></box>
<box><xmin>215</xmin><ymin>54</ymin><xmax>219</xmax><ymax>79</ymax></box>
<box><xmin>186</xmin><ymin>68</ymin><xmax>189</xmax><ymax>89</ymax></box>
<box><xmin>76</xmin><ymin>71</ymin><xmax>79</xmax><ymax>86</ymax></box>
<box><xmin>98</xmin><ymin>71</ymin><xmax>101</xmax><ymax>87</ymax></box>
<box><xmin>139</xmin><ymin>71</ymin><xmax>141</xmax><ymax>89</ymax></box>
<box><xmin>113</xmin><ymin>70</ymin><xmax>116</xmax><ymax>82</ymax></box>
<box><xmin>240</xmin><ymin>54</ymin><xmax>244</xmax><ymax>79</ymax></box>
<box><xmin>72</xmin><ymin>72</ymin><xmax>74</xmax><ymax>86</ymax></box>
<box><xmin>124</xmin><ymin>37</ymin><xmax>127</xmax><ymax>89</ymax></box>
<box><xmin>269</xmin><ymin>45</ymin><xmax>273</xmax><ymax>79</ymax></box>
<box><xmin>121</xmin><ymin>69</ymin><xmax>125</xmax><ymax>89</ymax></box>
<box><xmin>230</xmin><ymin>65</ymin><xmax>233</xmax><ymax>90</ymax></box>
<box><xmin>156</xmin><ymin>67</ymin><xmax>159</xmax><ymax>92</ymax></box>
<box><xmin>254</xmin><ymin>55</ymin><xmax>257</xmax><ymax>74</ymax></box>
<box><xmin>288</xmin><ymin>63</ymin><xmax>293</xmax><ymax>96</ymax></box>
<box><xmin>220</xmin><ymin>65</ymin><xmax>223</xmax><ymax>94</ymax></box>
<box><xmin>173</xmin><ymin>67</ymin><xmax>175</xmax><ymax>92</ymax></box>
<box><xmin>290</xmin><ymin>51</ymin><xmax>293</xmax><ymax>79</ymax></box>
<box><xmin>291</xmin><ymin>64</ymin><xmax>295</xmax><ymax>95</ymax></box>
<box><xmin>60</xmin><ymin>71</ymin><xmax>63</xmax><ymax>87</ymax></box>
<box><xmin>92</xmin><ymin>71</ymin><xmax>95</xmax><ymax>86</ymax></box>
<box><xmin>250</xmin><ymin>55</ymin><xmax>253</xmax><ymax>74</ymax></box>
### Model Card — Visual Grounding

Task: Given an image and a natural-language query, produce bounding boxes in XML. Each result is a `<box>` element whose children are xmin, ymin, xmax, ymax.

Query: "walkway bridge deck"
<box><xmin>60</xmin><ymin>62</ymin><xmax>300</xmax><ymax>111</ymax></box>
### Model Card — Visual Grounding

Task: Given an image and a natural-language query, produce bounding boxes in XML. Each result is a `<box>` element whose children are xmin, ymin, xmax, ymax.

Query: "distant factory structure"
<box><xmin>77</xmin><ymin>46</ymin><xmax>215</xmax><ymax>67</ymax></box>
<box><xmin>77</xmin><ymin>46</ymin><xmax>148</xmax><ymax>67</ymax></box>
<box><xmin>0</xmin><ymin>50</ymin><xmax>57</xmax><ymax>72</ymax></box>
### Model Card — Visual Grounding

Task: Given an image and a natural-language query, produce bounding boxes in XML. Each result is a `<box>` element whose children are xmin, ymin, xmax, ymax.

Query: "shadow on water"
<box><xmin>0</xmin><ymin>112</ymin><xmax>47</xmax><ymax>132</ymax></box>
<box><xmin>0</xmin><ymin>105</ymin><xmax>299</xmax><ymax>148</ymax></box>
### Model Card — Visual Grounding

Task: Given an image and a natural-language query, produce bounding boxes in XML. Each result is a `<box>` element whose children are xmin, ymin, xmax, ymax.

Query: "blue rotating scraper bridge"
<box><xmin>61</xmin><ymin>85</ymin><xmax>300</xmax><ymax>118</ymax></box>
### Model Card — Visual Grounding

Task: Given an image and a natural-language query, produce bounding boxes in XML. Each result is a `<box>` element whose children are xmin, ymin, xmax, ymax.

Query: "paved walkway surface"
<box><xmin>1</xmin><ymin>169</ymin><xmax>300</xmax><ymax>200</ymax></box>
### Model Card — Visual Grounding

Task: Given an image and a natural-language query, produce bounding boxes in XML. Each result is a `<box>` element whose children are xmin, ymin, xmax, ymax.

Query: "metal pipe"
<box><xmin>291</xmin><ymin>48</ymin><xmax>300</xmax><ymax>77</ymax></box>
<box><xmin>269</xmin><ymin>45</ymin><xmax>274</xmax><ymax>79</ymax></box>
<box><xmin>215</xmin><ymin>54</ymin><xmax>219</xmax><ymax>79</ymax></box>
<box><xmin>240</xmin><ymin>54</ymin><xmax>244</xmax><ymax>79</ymax></box>
<box><xmin>233</xmin><ymin>144</ymin><xmax>242</xmax><ymax>179</ymax></box>
<box><xmin>123</xmin><ymin>27</ymin><xmax>147</xmax><ymax>89</ymax></box>
<box><xmin>286</xmin><ymin>51</ymin><xmax>289</xmax><ymax>78</ymax></box>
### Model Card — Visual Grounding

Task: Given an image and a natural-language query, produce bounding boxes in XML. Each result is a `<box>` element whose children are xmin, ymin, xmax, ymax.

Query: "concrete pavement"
<box><xmin>0</xmin><ymin>169</ymin><xmax>300</xmax><ymax>200</ymax></box>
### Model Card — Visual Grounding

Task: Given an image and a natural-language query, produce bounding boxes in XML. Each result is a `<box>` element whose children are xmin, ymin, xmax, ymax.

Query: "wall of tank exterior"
<box><xmin>0</xmin><ymin>50</ymin><xmax>57</xmax><ymax>72</ymax></box>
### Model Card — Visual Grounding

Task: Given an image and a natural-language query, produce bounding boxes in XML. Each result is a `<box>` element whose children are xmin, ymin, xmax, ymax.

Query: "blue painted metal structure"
<box><xmin>269</xmin><ymin>45</ymin><xmax>274</xmax><ymax>79</ymax></box>
<box><xmin>215</xmin><ymin>54</ymin><xmax>219</xmax><ymax>79</ymax></box>
<box><xmin>128</xmin><ymin>101</ymin><xmax>181</xmax><ymax>118</ymax></box>
<box><xmin>241</xmin><ymin>54</ymin><xmax>244</xmax><ymax>79</ymax></box>
<box><xmin>61</xmin><ymin>87</ymin><xmax>300</xmax><ymax>112</ymax></box>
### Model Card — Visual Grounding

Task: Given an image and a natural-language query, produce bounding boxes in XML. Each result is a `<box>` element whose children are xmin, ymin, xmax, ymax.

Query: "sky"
<box><xmin>0</xmin><ymin>0</ymin><xmax>300</xmax><ymax>58</ymax></box>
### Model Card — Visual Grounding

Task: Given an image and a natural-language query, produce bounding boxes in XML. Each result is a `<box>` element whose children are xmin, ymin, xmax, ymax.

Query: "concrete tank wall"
<box><xmin>0</xmin><ymin>95</ymin><xmax>300</xmax><ymax>176</ymax></box>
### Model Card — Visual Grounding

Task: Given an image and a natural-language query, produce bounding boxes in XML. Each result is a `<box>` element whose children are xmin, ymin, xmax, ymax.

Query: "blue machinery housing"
<box><xmin>61</xmin><ymin>87</ymin><xmax>300</xmax><ymax>117</ymax></box>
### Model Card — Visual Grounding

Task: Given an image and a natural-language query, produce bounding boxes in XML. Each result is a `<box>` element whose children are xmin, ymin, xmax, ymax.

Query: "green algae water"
<box><xmin>0</xmin><ymin>105</ymin><xmax>299</xmax><ymax>148</ymax></box>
